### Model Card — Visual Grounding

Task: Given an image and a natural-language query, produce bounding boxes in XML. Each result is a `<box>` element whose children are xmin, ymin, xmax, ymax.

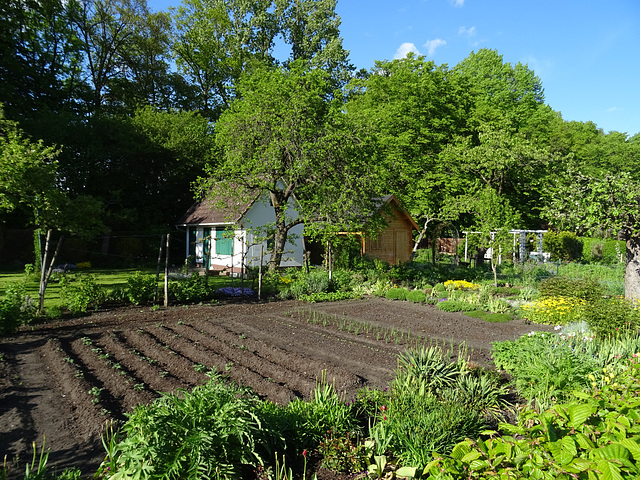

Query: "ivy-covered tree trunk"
<box><xmin>625</xmin><ymin>236</ymin><xmax>640</xmax><ymax>302</ymax></box>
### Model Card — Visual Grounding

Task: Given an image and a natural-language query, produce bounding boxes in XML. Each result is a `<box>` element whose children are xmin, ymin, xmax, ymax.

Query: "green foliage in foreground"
<box><xmin>98</xmin><ymin>371</ymin><xmax>355</xmax><ymax>480</ymax></box>
<box><xmin>99</xmin><ymin>372</ymin><xmax>264</xmax><ymax>480</ymax></box>
<box><xmin>492</xmin><ymin>327</ymin><xmax>640</xmax><ymax>411</ymax></box>
<box><xmin>417</xmin><ymin>357</ymin><xmax>640</xmax><ymax>479</ymax></box>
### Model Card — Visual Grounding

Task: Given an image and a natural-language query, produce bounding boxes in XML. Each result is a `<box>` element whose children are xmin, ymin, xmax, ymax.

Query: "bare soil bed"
<box><xmin>0</xmin><ymin>297</ymin><xmax>554</xmax><ymax>477</ymax></box>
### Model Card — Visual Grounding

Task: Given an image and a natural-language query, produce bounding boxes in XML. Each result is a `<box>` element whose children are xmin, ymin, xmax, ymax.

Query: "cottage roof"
<box><xmin>176</xmin><ymin>189</ymin><xmax>260</xmax><ymax>226</ymax></box>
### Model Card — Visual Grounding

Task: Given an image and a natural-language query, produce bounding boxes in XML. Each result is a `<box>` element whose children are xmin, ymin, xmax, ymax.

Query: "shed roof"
<box><xmin>176</xmin><ymin>189</ymin><xmax>260</xmax><ymax>226</ymax></box>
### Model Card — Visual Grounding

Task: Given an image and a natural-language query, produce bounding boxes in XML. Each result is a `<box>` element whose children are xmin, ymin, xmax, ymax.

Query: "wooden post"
<box><xmin>154</xmin><ymin>234</ymin><xmax>165</xmax><ymax>303</ymax></box>
<box><xmin>164</xmin><ymin>234</ymin><xmax>170</xmax><ymax>308</ymax></box>
<box><xmin>258</xmin><ymin>244</ymin><xmax>263</xmax><ymax>300</ymax></box>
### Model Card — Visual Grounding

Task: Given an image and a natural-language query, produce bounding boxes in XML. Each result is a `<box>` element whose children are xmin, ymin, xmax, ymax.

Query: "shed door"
<box><xmin>395</xmin><ymin>230</ymin><xmax>410</xmax><ymax>264</ymax></box>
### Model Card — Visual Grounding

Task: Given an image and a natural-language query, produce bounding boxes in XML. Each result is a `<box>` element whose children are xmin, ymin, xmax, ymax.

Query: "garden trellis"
<box><xmin>462</xmin><ymin>229</ymin><xmax>548</xmax><ymax>264</ymax></box>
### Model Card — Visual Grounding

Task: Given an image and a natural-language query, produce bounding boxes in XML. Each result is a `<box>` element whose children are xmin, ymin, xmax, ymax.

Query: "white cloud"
<box><xmin>394</xmin><ymin>42</ymin><xmax>420</xmax><ymax>59</ymax></box>
<box><xmin>449</xmin><ymin>0</ymin><xmax>464</xmax><ymax>6</ymax></box>
<box><xmin>458</xmin><ymin>26</ymin><xmax>476</xmax><ymax>37</ymax></box>
<box><xmin>423</xmin><ymin>38</ymin><xmax>447</xmax><ymax>57</ymax></box>
<box><xmin>607</xmin><ymin>107</ymin><xmax>621</xmax><ymax>112</ymax></box>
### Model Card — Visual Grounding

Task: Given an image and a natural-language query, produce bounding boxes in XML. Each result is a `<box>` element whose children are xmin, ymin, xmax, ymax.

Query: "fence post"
<box><xmin>164</xmin><ymin>234</ymin><xmax>170</xmax><ymax>308</ymax></box>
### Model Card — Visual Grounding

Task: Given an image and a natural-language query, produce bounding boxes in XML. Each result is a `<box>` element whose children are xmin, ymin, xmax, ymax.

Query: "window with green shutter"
<box><xmin>215</xmin><ymin>228</ymin><xmax>233</xmax><ymax>255</ymax></box>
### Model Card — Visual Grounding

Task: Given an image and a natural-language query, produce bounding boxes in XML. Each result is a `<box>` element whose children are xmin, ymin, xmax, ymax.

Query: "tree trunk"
<box><xmin>411</xmin><ymin>218</ymin><xmax>433</xmax><ymax>260</ymax></box>
<box><xmin>625</xmin><ymin>236</ymin><xmax>640</xmax><ymax>302</ymax></box>
<box><xmin>268</xmin><ymin>224</ymin><xmax>288</xmax><ymax>272</ymax></box>
<box><xmin>38</xmin><ymin>230</ymin><xmax>64</xmax><ymax>313</ymax></box>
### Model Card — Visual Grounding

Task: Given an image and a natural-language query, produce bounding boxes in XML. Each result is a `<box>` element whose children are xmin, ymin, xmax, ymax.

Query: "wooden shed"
<box><xmin>361</xmin><ymin>195</ymin><xmax>420</xmax><ymax>265</ymax></box>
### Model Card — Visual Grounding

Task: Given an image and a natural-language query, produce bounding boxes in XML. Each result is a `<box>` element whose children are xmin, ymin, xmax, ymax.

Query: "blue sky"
<box><xmin>149</xmin><ymin>0</ymin><xmax>640</xmax><ymax>136</ymax></box>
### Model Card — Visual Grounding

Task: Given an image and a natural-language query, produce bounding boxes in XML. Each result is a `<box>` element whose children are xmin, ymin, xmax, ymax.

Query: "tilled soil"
<box><xmin>0</xmin><ymin>297</ymin><xmax>554</xmax><ymax>477</ymax></box>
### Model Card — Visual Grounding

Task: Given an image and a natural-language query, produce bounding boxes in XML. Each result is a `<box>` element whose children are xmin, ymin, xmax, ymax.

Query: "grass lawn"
<box><xmin>0</xmin><ymin>268</ymin><xmax>247</xmax><ymax>310</ymax></box>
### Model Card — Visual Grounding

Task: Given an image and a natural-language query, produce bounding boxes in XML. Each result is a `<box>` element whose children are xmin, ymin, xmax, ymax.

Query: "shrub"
<box><xmin>125</xmin><ymin>271</ymin><xmax>157</xmax><ymax>305</ymax></box>
<box><xmin>306</xmin><ymin>269</ymin><xmax>330</xmax><ymax>294</ymax></box>
<box><xmin>330</xmin><ymin>269</ymin><xmax>354</xmax><ymax>292</ymax></box>
<box><xmin>437</xmin><ymin>299</ymin><xmax>477</xmax><ymax>312</ymax></box>
<box><xmin>385</xmin><ymin>287</ymin><xmax>408</xmax><ymax>300</ymax></box>
<box><xmin>169</xmin><ymin>274</ymin><xmax>213</xmax><ymax>303</ymax></box>
<box><xmin>0</xmin><ymin>281</ymin><xmax>36</xmax><ymax>334</ymax></box>
<box><xmin>99</xmin><ymin>373</ymin><xmax>265</xmax><ymax>480</ymax></box>
<box><xmin>59</xmin><ymin>274</ymin><xmax>106</xmax><ymax>314</ymax></box>
<box><xmin>538</xmin><ymin>276</ymin><xmax>604</xmax><ymax>301</ymax></box>
<box><xmin>582</xmin><ymin>296</ymin><xmax>639</xmax><ymax>340</ymax></box>
<box><xmin>542</xmin><ymin>231</ymin><xmax>583</xmax><ymax>261</ymax></box>
<box><xmin>406</xmin><ymin>289</ymin><xmax>426</xmax><ymax>303</ymax></box>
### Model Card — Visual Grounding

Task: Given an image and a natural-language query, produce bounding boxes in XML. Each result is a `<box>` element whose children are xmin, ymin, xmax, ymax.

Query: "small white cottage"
<box><xmin>176</xmin><ymin>189</ymin><xmax>304</xmax><ymax>274</ymax></box>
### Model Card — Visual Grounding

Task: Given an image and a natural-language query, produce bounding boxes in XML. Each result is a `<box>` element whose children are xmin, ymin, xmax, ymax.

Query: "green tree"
<box><xmin>172</xmin><ymin>0</ymin><xmax>278</xmax><ymax>119</ymax></box>
<box><xmin>0</xmin><ymin>0</ymin><xmax>87</xmax><ymax>119</ymax></box>
<box><xmin>0</xmin><ymin>108</ymin><xmax>105</xmax><ymax>309</ymax></box>
<box><xmin>74</xmin><ymin>0</ymin><xmax>152</xmax><ymax>112</ymax></box>
<box><xmin>278</xmin><ymin>0</ymin><xmax>353</xmax><ymax>86</ymax></box>
<box><xmin>203</xmin><ymin>63</ymin><xmax>382</xmax><ymax>271</ymax></box>
<box><xmin>344</xmin><ymin>54</ymin><xmax>471</xmax><ymax>246</ymax></box>
<box><xmin>542</xmin><ymin>170</ymin><xmax>640</xmax><ymax>301</ymax></box>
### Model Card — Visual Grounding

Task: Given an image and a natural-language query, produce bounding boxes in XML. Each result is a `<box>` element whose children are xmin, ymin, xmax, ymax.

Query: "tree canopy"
<box><xmin>1</xmin><ymin>0</ymin><xmax>640</xmax><ymax>282</ymax></box>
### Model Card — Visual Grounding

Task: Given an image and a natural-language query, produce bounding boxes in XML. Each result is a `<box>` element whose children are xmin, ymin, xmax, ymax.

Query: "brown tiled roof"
<box><xmin>176</xmin><ymin>190</ymin><xmax>260</xmax><ymax>226</ymax></box>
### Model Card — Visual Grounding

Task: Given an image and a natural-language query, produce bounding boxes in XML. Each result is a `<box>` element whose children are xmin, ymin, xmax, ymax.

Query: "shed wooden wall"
<box><xmin>363</xmin><ymin>206</ymin><xmax>415</xmax><ymax>265</ymax></box>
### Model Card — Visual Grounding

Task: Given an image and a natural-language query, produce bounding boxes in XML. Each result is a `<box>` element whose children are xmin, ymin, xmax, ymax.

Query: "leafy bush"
<box><xmin>330</xmin><ymin>269</ymin><xmax>354</xmax><ymax>292</ymax></box>
<box><xmin>542</xmin><ymin>230</ymin><xmax>583</xmax><ymax>261</ymax></box>
<box><xmin>492</xmin><ymin>332</ymin><xmax>599</xmax><ymax>409</ymax></box>
<box><xmin>437</xmin><ymin>299</ymin><xmax>477</xmax><ymax>312</ymax></box>
<box><xmin>59</xmin><ymin>274</ymin><xmax>106</xmax><ymax>314</ymax></box>
<box><xmin>406</xmin><ymin>289</ymin><xmax>426</xmax><ymax>303</ymax></box>
<box><xmin>99</xmin><ymin>373</ymin><xmax>265</xmax><ymax>480</ymax></box>
<box><xmin>125</xmin><ymin>271</ymin><xmax>157</xmax><ymax>305</ymax></box>
<box><xmin>385</xmin><ymin>287</ymin><xmax>408</xmax><ymax>300</ymax></box>
<box><xmin>538</xmin><ymin>276</ymin><xmax>604</xmax><ymax>301</ymax></box>
<box><xmin>169</xmin><ymin>274</ymin><xmax>213</xmax><ymax>303</ymax></box>
<box><xmin>0</xmin><ymin>281</ymin><xmax>36</xmax><ymax>334</ymax></box>
<box><xmin>298</xmin><ymin>291</ymin><xmax>360</xmax><ymax>302</ymax></box>
<box><xmin>580</xmin><ymin>236</ymin><xmax>625</xmax><ymax>264</ymax></box>
<box><xmin>582</xmin><ymin>296</ymin><xmax>639</xmax><ymax>340</ymax></box>
<box><xmin>306</xmin><ymin>269</ymin><xmax>330</xmax><ymax>294</ymax></box>
<box><xmin>422</xmin><ymin>356</ymin><xmax>640</xmax><ymax>479</ymax></box>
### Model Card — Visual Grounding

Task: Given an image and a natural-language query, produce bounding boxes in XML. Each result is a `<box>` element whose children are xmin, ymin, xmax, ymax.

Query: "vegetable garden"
<box><xmin>1</xmin><ymin>259</ymin><xmax>639</xmax><ymax>479</ymax></box>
